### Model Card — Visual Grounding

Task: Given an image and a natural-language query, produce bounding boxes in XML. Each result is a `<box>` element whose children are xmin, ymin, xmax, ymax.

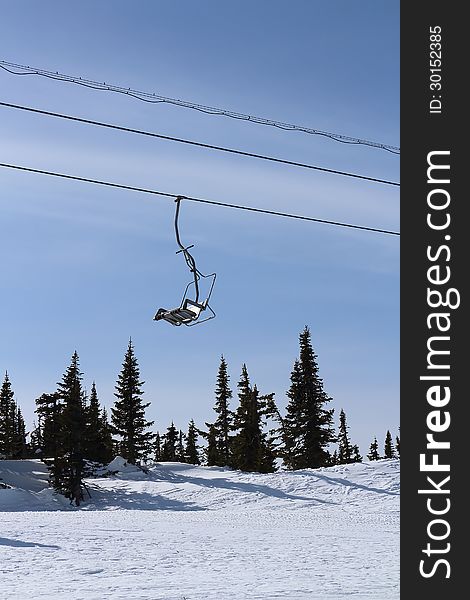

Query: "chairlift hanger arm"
<box><xmin>174</xmin><ymin>196</ymin><xmax>200</xmax><ymax>303</ymax></box>
<box><xmin>154</xmin><ymin>197</ymin><xmax>216</xmax><ymax>326</ymax></box>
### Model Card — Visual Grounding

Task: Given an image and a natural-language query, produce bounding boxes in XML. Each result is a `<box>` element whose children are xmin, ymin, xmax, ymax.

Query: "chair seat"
<box><xmin>154</xmin><ymin>300</ymin><xmax>205</xmax><ymax>326</ymax></box>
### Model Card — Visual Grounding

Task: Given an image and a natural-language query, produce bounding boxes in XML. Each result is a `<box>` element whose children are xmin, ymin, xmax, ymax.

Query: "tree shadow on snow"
<box><xmin>297</xmin><ymin>472</ymin><xmax>399</xmax><ymax>497</ymax></box>
<box><xmin>151</xmin><ymin>470</ymin><xmax>336</xmax><ymax>505</ymax></box>
<box><xmin>0</xmin><ymin>537</ymin><xmax>60</xmax><ymax>549</ymax></box>
<box><xmin>84</xmin><ymin>485</ymin><xmax>206</xmax><ymax>511</ymax></box>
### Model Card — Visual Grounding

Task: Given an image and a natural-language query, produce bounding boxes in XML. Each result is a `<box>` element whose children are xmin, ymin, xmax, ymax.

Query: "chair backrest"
<box><xmin>182</xmin><ymin>299</ymin><xmax>204</xmax><ymax>318</ymax></box>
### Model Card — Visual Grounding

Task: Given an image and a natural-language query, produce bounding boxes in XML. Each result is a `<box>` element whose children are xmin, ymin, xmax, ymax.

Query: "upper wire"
<box><xmin>0</xmin><ymin>60</ymin><xmax>400</xmax><ymax>155</ymax></box>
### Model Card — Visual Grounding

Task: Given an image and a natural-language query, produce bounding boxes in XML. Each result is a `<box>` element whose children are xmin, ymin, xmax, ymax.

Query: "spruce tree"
<box><xmin>111</xmin><ymin>340</ymin><xmax>154</xmax><ymax>464</ymax></box>
<box><xmin>336</xmin><ymin>409</ymin><xmax>362</xmax><ymax>464</ymax></box>
<box><xmin>257</xmin><ymin>424</ymin><xmax>277</xmax><ymax>473</ymax></box>
<box><xmin>161</xmin><ymin>422</ymin><xmax>178</xmax><ymax>461</ymax></box>
<box><xmin>350</xmin><ymin>444</ymin><xmax>363</xmax><ymax>463</ymax></box>
<box><xmin>211</xmin><ymin>356</ymin><xmax>234</xmax><ymax>466</ymax></box>
<box><xmin>337</xmin><ymin>409</ymin><xmax>352</xmax><ymax>464</ymax></box>
<box><xmin>29</xmin><ymin>421</ymin><xmax>43</xmax><ymax>457</ymax></box>
<box><xmin>257</xmin><ymin>391</ymin><xmax>278</xmax><ymax>473</ymax></box>
<box><xmin>0</xmin><ymin>375</ymin><xmax>30</xmax><ymax>459</ymax></box>
<box><xmin>176</xmin><ymin>430</ymin><xmax>186</xmax><ymax>462</ymax></box>
<box><xmin>367</xmin><ymin>437</ymin><xmax>380</xmax><ymax>461</ymax></box>
<box><xmin>98</xmin><ymin>408</ymin><xmax>115</xmax><ymax>464</ymax></box>
<box><xmin>35</xmin><ymin>392</ymin><xmax>62</xmax><ymax>460</ymax></box>
<box><xmin>185</xmin><ymin>419</ymin><xmax>200</xmax><ymax>465</ymax></box>
<box><xmin>0</xmin><ymin>372</ymin><xmax>16</xmax><ymax>457</ymax></box>
<box><xmin>262</xmin><ymin>387</ymin><xmax>291</xmax><ymax>467</ymax></box>
<box><xmin>231</xmin><ymin>366</ymin><xmax>261</xmax><ymax>472</ymax></box>
<box><xmin>84</xmin><ymin>382</ymin><xmax>103</xmax><ymax>463</ymax></box>
<box><xmin>55</xmin><ymin>351</ymin><xmax>87</xmax><ymax>502</ymax></box>
<box><xmin>154</xmin><ymin>431</ymin><xmax>162</xmax><ymax>461</ymax></box>
<box><xmin>396</xmin><ymin>434</ymin><xmax>400</xmax><ymax>458</ymax></box>
<box><xmin>384</xmin><ymin>430</ymin><xmax>395</xmax><ymax>458</ymax></box>
<box><xmin>13</xmin><ymin>407</ymin><xmax>28</xmax><ymax>458</ymax></box>
<box><xmin>231</xmin><ymin>368</ymin><xmax>276</xmax><ymax>473</ymax></box>
<box><xmin>283</xmin><ymin>327</ymin><xmax>335</xmax><ymax>469</ymax></box>
<box><xmin>282</xmin><ymin>360</ymin><xmax>303</xmax><ymax>469</ymax></box>
<box><xmin>205</xmin><ymin>424</ymin><xmax>219</xmax><ymax>466</ymax></box>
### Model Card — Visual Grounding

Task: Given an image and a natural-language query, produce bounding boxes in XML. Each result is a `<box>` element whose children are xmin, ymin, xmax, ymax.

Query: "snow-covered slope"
<box><xmin>0</xmin><ymin>459</ymin><xmax>399</xmax><ymax>599</ymax></box>
<box><xmin>0</xmin><ymin>458</ymin><xmax>399</xmax><ymax>513</ymax></box>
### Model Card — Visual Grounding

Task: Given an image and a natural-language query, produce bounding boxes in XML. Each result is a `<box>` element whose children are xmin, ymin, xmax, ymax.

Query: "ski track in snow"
<box><xmin>0</xmin><ymin>459</ymin><xmax>399</xmax><ymax>600</ymax></box>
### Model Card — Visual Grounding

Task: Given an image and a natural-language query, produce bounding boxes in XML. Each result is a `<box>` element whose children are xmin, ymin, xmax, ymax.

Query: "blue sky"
<box><xmin>0</xmin><ymin>1</ymin><xmax>399</xmax><ymax>455</ymax></box>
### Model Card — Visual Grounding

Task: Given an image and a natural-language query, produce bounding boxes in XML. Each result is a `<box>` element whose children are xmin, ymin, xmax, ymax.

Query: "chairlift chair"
<box><xmin>153</xmin><ymin>197</ymin><xmax>216</xmax><ymax>326</ymax></box>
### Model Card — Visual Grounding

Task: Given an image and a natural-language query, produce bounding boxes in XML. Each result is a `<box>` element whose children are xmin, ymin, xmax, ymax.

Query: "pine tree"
<box><xmin>384</xmin><ymin>430</ymin><xmax>396</xmax><ymax>458</ymax></box>
<box><xmin>231</xmin><ymin>368</ymin><xmax>276</xmax><ymax>473</ymax></box>
<box><xmin>256</xmin><ymin>391</ymin><xmax>279</xmax><ymax>473</ymax></box>
<box><xmin>367</xmin><ymin>437</ymin><xmax>380</xmax><ymax>461</ymax></box>
<box><xmin>154</xmin><ymin>431</ymin><xmax>162</xmax><ymax>462</ymax></box>
<box><xmin>330</xmin><ymin>450</ymin><xmax>338</xmax><ymax>465</ymax></box>
<box><xmin>0</xmin><ymin>375</ymin><xmax>28</xmax><ymax>458</ymax></box>
<box><xmin>161</xmin><ymin>422</ymin><xmax>178</xmax><ymax>461</ymax></box>
<box><xmin>185</xmin><ymin>419</ymin><xmax>200</xmax><ymax>465</ymax></box>
<box><xmin>211</xmin><ymin>356</ymin><xmax>234</xmax><ymax>466</ymax></box>
<box><xmin>257</xmin><ymin>424</ymin><xmax>277</xmax><ymax>474</ymax></box>
<box><xmin>337</xmin><ymin>409</ymin><xmax>352</xmax><ymax>464</ymax></box>
<box><xmin>283</xmin><ymin>327</ymin><xmax>335</xmax><ymax>469</ymax></box>
<box><xmin>0</xmin><ymin>372</ymin><xmax>16</xmax><ymax>457</ymax></box>
<box><xmin>84</xmin><ymin>382</ymin><xmax>103</xmax><ymax>463</ymax></box>
<box><xmin>205</xmin><ymin>424</ymin><xmax>219</xmax><ymax>466</ymax></box>
<box><xmin>35</xmin><ymin>354</ymin><xmax>88</xmax><ymax>501</ymax></box>
<box><xmin>282</xmin><ymin>360</ymin><xmax>302</xmax><ymax>469</ymax></box>
<box><xmin>13</xmin><ymin>407</ymin><xmax>28</xmax><ymax>458</ymax></box>
<box><xmin>395</xmin><ymin>427</ymin><xmax>400</xmax><ymax>458</ymax></box>
<box><xmin>262</xmin><ymin>387</ymin><xmax>290</xmax><ymax>467</ymax></box>
<box><xmin>350</xmin><ymin>444</ymin><xmax>363</xmax><ymax>463</ymax></box>
<box><xmin>29</xmin><ymin>421</ymin><xmax>43</xmax><ymax>457</ymax></box>
<box><xmin>336</xmin><ymin>409</ymin><xmax>362</xmax><ymax>464</ymax></box>
<box><xmin>35</xmin><ymin>392</ymin><xmax>62</xmax><ymax>459</ymax></box>
<box><xmin>111</xmin><ymin>340</ymin><xmax>154</xmax><ymax>464</ymax></box>
<box><xmin>98</xmin><ymin>408</ymin><xmax>114</xmax><ymax>465</ymax></box>
<box><xmin>55</xmin><ymin>351</ymin><xmax>87</xmax><ymax>502</ymax></box>
<box><xmin>232</xmin><ymin>366</ymin><xmax>260</xmax><ymax>471</ymax></box>
<box><xmin>176</xmin><ymin>430</ymin><xmax>186</xmax><ymax>462</ymax></box>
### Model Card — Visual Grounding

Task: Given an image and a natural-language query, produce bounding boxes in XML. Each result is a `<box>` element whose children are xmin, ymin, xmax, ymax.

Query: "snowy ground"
<box><xmin>0</xmin><ymin>459</ymin><xmax>399</xmax><ymax>600</ymax></box>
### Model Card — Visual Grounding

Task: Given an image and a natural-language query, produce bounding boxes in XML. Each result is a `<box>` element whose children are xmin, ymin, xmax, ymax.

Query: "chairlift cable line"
<box><xmin>0</xmin><ymin>101</ymin><xmax>399</xmax><ymax>187</ymax></box>
<box><xmin>0</xmin><ymin>60</ymin><xmax>400</xmax><ymax>155</ymax></box>
<box><xmin>0</xmin><ymin>162</ymin><xmax>400</xmax><ymax>236</ymax></box>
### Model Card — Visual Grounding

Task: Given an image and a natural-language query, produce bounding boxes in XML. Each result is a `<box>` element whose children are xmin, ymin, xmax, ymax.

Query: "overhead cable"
<box><xmin>0</xmin><ymin>101</ymin><xmax>399</xmax><ymax>187</ymax></box>
<box><xmin>0</xmin><ymin>60</ymin><xmax>400</xmax><ymax>155</ymax></box>
<box><xmin>0</xmin><ymin>162</ymin><xmax>400</xmax><ymax>236</ymax></box>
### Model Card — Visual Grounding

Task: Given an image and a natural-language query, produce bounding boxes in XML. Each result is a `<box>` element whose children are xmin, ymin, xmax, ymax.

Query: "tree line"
<box><xmin>0</xmin><ymin>327</ymin><xmax>399</xmax><ymax>503</ymax></box>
